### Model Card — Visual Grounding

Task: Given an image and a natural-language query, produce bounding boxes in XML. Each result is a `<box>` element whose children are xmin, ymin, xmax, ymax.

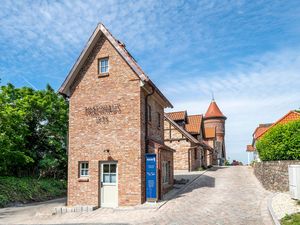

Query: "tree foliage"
<box><xmin>256</xmin><ymin>120</ymin><xmax>300</xmax><ymax>161</ymax></box>
<box><xmin>0</xmin><ymin>83</ymin><xmax>68</xmax><ymax>178</ymax></box>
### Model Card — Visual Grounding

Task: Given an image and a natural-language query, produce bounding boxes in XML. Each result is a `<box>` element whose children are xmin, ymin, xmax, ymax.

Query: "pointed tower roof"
<box><xmin>205</xmin><ymin>100</ymin><xmax>226</xmax><ymax>119</ymax></box>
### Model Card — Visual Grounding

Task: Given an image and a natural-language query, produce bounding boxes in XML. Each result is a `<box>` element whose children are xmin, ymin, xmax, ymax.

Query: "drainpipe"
<box><xmin>145</xmin><ymin>85</ymin><xmax>155</xmax><ymax>153</ymax></box>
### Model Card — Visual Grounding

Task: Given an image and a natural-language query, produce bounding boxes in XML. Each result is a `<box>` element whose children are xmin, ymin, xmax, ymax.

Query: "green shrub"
<box><xmin>281</xmin><ymin>213</ymin><xmax>300</xmax><ymax>225</ymax></box>
<box><xmin>0</xmin><ymin>176</ymin><xmax>66</xmax><ymax>207</ymax></box>
<box><xmin>256</xmin><ymin>120</ymin><xmax>300</xmax><ymax>161</ymax></box>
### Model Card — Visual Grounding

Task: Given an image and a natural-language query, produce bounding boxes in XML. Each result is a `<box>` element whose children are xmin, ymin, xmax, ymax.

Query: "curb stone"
<box><xmin>267</xmin><ymin>192</ymin><xmax>281</xmax><ymax>225</ymax></box>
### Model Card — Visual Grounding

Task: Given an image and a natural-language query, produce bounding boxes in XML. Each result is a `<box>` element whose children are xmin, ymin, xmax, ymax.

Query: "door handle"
<box><xmin>100</xmin><ymin>181</ymin><xmax>103</xmax><ymax>187</ymax></box>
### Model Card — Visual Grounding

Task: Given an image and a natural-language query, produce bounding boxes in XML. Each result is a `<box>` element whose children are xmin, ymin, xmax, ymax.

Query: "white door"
<box><xmin>100</xmin><ymin>162</ymin><xmax>118</xmax><ymax>207</ymax></box>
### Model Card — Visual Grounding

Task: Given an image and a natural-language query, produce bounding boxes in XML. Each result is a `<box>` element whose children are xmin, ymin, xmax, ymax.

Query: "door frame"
<box><xmin>98</xmin><ymin>160</ymin><xmax>118</xmax><ymax>208</ymax></box>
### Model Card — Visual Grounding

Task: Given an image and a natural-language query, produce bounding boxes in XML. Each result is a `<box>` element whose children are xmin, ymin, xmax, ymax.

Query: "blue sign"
<box><xmin>145</xmin><ymin>153</ymin><xmax>157</xmax><ymax>201</ymax></box>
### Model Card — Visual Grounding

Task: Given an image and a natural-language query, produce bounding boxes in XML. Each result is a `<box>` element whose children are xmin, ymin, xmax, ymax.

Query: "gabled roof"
<box><xmin>185</xmin><ymin>114</ymin><xmax>202</xmax><ymax>134</ymax></box>
<box><xmin>256</xmin><ymin>110</ymin><xmax>300</xmax><ymax>139</ymax></box>
<box><xmin>246</xmin><ymin>145</ymin><xmax>255</xmax><ymax>152</ymax></box>
<box><xmin>59</xmin><ymin>23</ymin><xmax>172</xmax><ymax>108</ymax></box>
<box><xmin>253</xmin><ymin>123</ymin><xmax>273</xmax><ymax>140</ymax></box>
<box><xmin>205</xmin><ymin>100</ymin><xmax>226</xmax><ymax>119</ymax></box>
<box><xmin>165</xmin><ymin>111</ymin><xmax>187</xmax><ymax>121</ymax></box>
<box><xmin>204</xmin><ymin>127</ymin><xmax>216</xmax><ymax>139</ymax></box>
<box><xmin>164</xmin><ymin>114</ymin><xmax>212</xmax><ymax>150</ymax></box>
<box><xmin>164</xmin><ymin>114</ymin><xmax>199</xmax><ymax>144</ymax></box>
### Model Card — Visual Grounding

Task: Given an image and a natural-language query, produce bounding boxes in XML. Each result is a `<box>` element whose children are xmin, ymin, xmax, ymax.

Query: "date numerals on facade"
<box><xmin>85</xmin><ymin>103</ymin><xmax>121</xmax><ymax>125</ymax></box>
<box><xmin>96</xmin><ymin>116</ymin><xmax>109</xmax><ymax>124</ymax></box>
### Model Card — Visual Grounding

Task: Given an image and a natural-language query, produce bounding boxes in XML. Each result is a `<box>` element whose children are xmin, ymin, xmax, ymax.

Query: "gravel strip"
<box><xmin>271</xmin><ymin>192</ymin><xmax>300</xmax><ymax>219</ymax></box>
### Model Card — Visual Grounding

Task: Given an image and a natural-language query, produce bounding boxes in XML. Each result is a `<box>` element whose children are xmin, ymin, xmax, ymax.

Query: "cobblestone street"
<box><xmin>0</xmin><ymin>166</ymin><xmax>273</xmax><ymax>225</ymax></box>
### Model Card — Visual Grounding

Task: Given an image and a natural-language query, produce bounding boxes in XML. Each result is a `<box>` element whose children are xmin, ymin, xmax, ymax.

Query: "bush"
<box><xmin>256</xmin><ymin>120</ymin><xmax>300</xmax><ymax>161</ymax></box>
<box><xmin>0</xmin><ymin>176</ymin><xmax>66</xmax><ymax>207</ymax></box>
<box><xmin>281</xmin><ymin>213</ymin><xmax>300</xmax><ymax>225</ymax></box>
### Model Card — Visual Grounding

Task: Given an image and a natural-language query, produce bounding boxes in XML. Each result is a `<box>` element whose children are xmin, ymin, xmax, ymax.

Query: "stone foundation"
<box><xmin>253</xmin><ymin>160</ymin><xmax>300</xmax><ymax>192</ymax></box>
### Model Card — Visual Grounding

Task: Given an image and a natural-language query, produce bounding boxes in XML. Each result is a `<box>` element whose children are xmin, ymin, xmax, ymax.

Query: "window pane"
<box><xmin>103</xmin><ymin>164</ymin><xmax>109</xmax><ymax>173</ymax></box>
<box><xmin>84</xmin><ymin>169</ymin><xmax>88</xmax><ymax>176</ymax></box>
<box><xmin>110</xmin><ymin>164</ymin><xmax>116</xmax><ymax>173</ymax></box>
<box><xmin>103</xmin><ymin>174</ymin><xmax>110</xmax><ymax>183</ymax></box>
<box><xmin>110</xmin><ymin>174</ymin><xmax>116</xmax><ymax>183</ymax></box>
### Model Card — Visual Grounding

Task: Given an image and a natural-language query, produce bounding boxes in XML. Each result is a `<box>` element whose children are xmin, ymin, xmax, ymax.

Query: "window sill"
<box><xmin>98</xmin><ymin>73</ymin><xmax>109</xmax><ymax>78</ymax></box>
<box><xmin>78</xmin><ymin>177</ymin><xmax>89</xmax><ymax>182</ymax></box>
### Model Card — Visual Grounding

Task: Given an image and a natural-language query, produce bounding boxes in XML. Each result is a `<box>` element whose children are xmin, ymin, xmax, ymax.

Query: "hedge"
<box><xmin>256</xmin><ymin>120</ymin><xmax>300</xmax><ymax>161</ymax></box>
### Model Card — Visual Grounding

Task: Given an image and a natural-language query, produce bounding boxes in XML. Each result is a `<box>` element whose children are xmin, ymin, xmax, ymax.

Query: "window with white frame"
<box><xmin>102</xmin><ymin>163</ymin><xmax>117</xmax><ymax>183</ymax></box>
<box><xmin>162</xmin><ymin>161</ymin><xmax>170</xmax><ymax>184</ymax></box>
<box><xmin>79</xmin><ymin>162</ymin><xmax>89</xmax><ymax>177</ymax></box>
<box><xmin>99</xmin><ymin>58</ymin><xmax>109</xmax><ymax>74</ymax></box>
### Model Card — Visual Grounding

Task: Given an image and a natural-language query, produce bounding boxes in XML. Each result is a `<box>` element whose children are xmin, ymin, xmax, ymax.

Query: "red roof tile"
<box><xmin>256</xmin><ymin>111</ymin><xmax>300</xmax><ymax>139</ymax></box>
<box><xmin>253</xmin><ymin>123</ymin><xmax>273</xmax><ymax>140</ymax></box>
<box><xmin>205</xmin><ymin>100</ymin><xmax>226</xmax><ymax>119</ymax></box>
<box><xmin>204</xmin><ymin>127</ymin><xmax>216</xmax><ymax>139</ymax></box>
<box><xmin>246</xmin><ymin>145</ymin><xmax>255</xmax><ymax>152</ymax></box>
<box><xmin>165</xmin><ymin>111</ymin><xmax>187</xmax><ymax>121</ymax></box>
<box><xmin>185</xmin><ymin>115</ymin><xmax>202</xmax><ymax>134</ymax></box>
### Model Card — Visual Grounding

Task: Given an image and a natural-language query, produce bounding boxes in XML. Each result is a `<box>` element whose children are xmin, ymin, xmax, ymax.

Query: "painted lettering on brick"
<box><xmin>85</xmin><ymin>104</ymin><xmax>121</xmax><ymax>124</ymax></box>
<box><xmin>85</xmin><ymin>104</ymin><xmax>121</xmax><ymax>116</ymax></box>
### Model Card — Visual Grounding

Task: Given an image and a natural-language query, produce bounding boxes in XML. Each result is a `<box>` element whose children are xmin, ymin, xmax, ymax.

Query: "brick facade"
<box><xmin>164</xmin><ymin>118</ymin><xmax>202</xmax><ymax>171</ymax></box>
<box><xmin>61</xmin><ymin>24</ymin><xmax>174</xmax><ymax>207</ymax></box>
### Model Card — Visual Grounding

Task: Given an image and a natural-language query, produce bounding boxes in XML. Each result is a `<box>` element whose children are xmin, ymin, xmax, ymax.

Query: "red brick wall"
<box><xmin>159</xmin><ymin>149</ymin><xmax>174</xmax><ymax>196</ymax></box>
<box><xmin>68</xmin><ymin>35</ymin><xmax>143</xmax><ymax>207</ymax></box>
<box><xmin>164</xmin><ymin>120</ymin><xmax>201</xmax><ymax>171</ymax></box>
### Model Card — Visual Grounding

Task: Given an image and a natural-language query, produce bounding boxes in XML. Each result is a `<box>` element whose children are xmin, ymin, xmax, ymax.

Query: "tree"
<box><xmin>256</xmin><ymin>120</ymin><xmax>300</xmax><ymax>161</ymax></box>
<box><xmin>0</xmin><ymin>83</ymin><xmax>68</xmax><ymax>178</ymax></box>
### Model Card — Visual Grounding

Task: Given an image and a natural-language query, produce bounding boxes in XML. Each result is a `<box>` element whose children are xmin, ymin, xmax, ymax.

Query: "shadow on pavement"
<box><xmin>164</xmin><ymin>173</ymin><xmax>215</xmax><ymax>202</ymax></box>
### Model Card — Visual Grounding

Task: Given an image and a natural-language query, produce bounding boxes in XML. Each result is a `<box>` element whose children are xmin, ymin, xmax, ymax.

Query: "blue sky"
<box><xmin>1</xmin><ymin>0</ymin><xmax>300</xmax><ymax>163</ymax></box>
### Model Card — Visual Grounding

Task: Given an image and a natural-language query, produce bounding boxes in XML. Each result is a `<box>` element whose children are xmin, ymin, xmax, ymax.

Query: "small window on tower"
<box><xmin>99</xmin><ymin>58</ymin><xmax>109</xmax><ymax>75</ymax></box>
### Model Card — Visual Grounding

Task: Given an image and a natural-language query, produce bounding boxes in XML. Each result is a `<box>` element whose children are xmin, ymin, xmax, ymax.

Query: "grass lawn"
<box><xmin>0</xmin><ymin>176</ymin><xmax>66</xmax><ymax>208</ymax></box>
<box><xmin>281</xmin><ymin>213</ymin><xmax>300</xmax><ymax>225</ymax></box>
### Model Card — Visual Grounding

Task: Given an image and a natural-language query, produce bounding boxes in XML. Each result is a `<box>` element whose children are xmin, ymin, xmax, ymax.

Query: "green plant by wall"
<box><xmin>0</xmin><ymin>176</ymin><xmax>66</xmax><ymax>207</ymax></box>
<box><xmin>256</xmin><ymin>120</ymin><xmax>300</xmax><ymax>161</ymax></box>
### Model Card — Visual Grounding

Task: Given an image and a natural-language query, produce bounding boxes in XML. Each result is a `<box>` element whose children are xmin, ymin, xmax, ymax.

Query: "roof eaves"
<box><xmin>59</xmin><ymin>23</ymin><xmax>173</xmax><ymax>108</ymax></box>
<box><xmin>256</xmin><ymin>111</ymin><xmax>300</xmax><ymax>139</ymax></box>
<box><xmin>164</xmin><ymin>114</ymin><xmax>199</xmax><ymax>144</ymax></box>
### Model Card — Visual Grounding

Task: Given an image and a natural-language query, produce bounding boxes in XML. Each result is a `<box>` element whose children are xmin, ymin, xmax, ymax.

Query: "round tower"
<box><xmin>204</xmin><ymin>99</ymin><xmax>227</xmax><ymax>164</ymax></box>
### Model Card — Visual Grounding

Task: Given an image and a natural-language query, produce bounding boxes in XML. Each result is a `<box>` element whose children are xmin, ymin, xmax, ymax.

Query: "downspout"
<box><xmin>145</xmin><ymin>85</ymin><xmax>155</xmax><ymax>153</ymax></box>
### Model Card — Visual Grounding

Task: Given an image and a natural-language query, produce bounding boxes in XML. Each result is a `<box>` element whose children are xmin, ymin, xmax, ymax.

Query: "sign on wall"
<box><xmin>84</xmin><ymin>103</ymin><xmax>121</xmax><ymax>124</ymax></box>
<box><xmin>145</xmin><ymin>153</ymin><xmax>157</xmax><ymax>201</ymax></box>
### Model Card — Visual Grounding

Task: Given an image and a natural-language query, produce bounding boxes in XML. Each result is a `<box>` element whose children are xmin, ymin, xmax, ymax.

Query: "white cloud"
<box><xmin>164</xmin><ymin>48</ymin><xmax>300</xmax><ymax>163</ymax></box>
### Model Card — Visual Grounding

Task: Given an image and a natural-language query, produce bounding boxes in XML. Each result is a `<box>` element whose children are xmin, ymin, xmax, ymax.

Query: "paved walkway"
<box><xmin>0</xmin><ymin>166</ymin><xmax>273</xmax><ymax>225</ymax></box>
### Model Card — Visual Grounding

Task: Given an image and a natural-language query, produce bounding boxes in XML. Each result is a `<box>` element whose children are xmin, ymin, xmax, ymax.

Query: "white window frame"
<box><xmin>79</xmin><ymin>162</ymin><xmax>89</xmax><ymax>177</ymax></box>
<box><xmin>162</xmin><ymin>161</ymin><xmax>170</xmax><ymax>184</ymax></box>
<box><xmin>99</xmin><ymin>58</ymin><xmax>109</xmax><ymax>74</ymax></box>
<box><xmin>101</xmin><ymin>163</ymin><xmax>117</xmax><ymax>184</ymax></box>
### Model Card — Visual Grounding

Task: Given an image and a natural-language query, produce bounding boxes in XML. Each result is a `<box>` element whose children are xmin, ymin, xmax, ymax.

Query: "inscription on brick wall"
<box><xmin>85</xmin><ymin>104</ymin><xmax>121</xmax><ymax>124</ymax></box>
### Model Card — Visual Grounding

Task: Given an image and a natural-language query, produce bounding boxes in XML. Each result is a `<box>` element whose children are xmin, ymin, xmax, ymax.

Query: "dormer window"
<box><xmin>99</xmin><ymin>58</ymin><xmax>109</xmax><ymax>75</ymax></box>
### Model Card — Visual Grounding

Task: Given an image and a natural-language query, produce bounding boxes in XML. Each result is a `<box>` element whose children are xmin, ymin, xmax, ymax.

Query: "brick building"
<box><xmin>164</xmin><ymin>99</ymin><xmax>226</xmax><ymax>170</ymax></box>
<box><xmin>59</xmin><ymin>23</ymin><xmax>174</xmax><ymax>208</ymax></box>
<box><xmin>203</xmin><ymin>100</ymin><xmax>227</xmax><ymax>165</ymax></box>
